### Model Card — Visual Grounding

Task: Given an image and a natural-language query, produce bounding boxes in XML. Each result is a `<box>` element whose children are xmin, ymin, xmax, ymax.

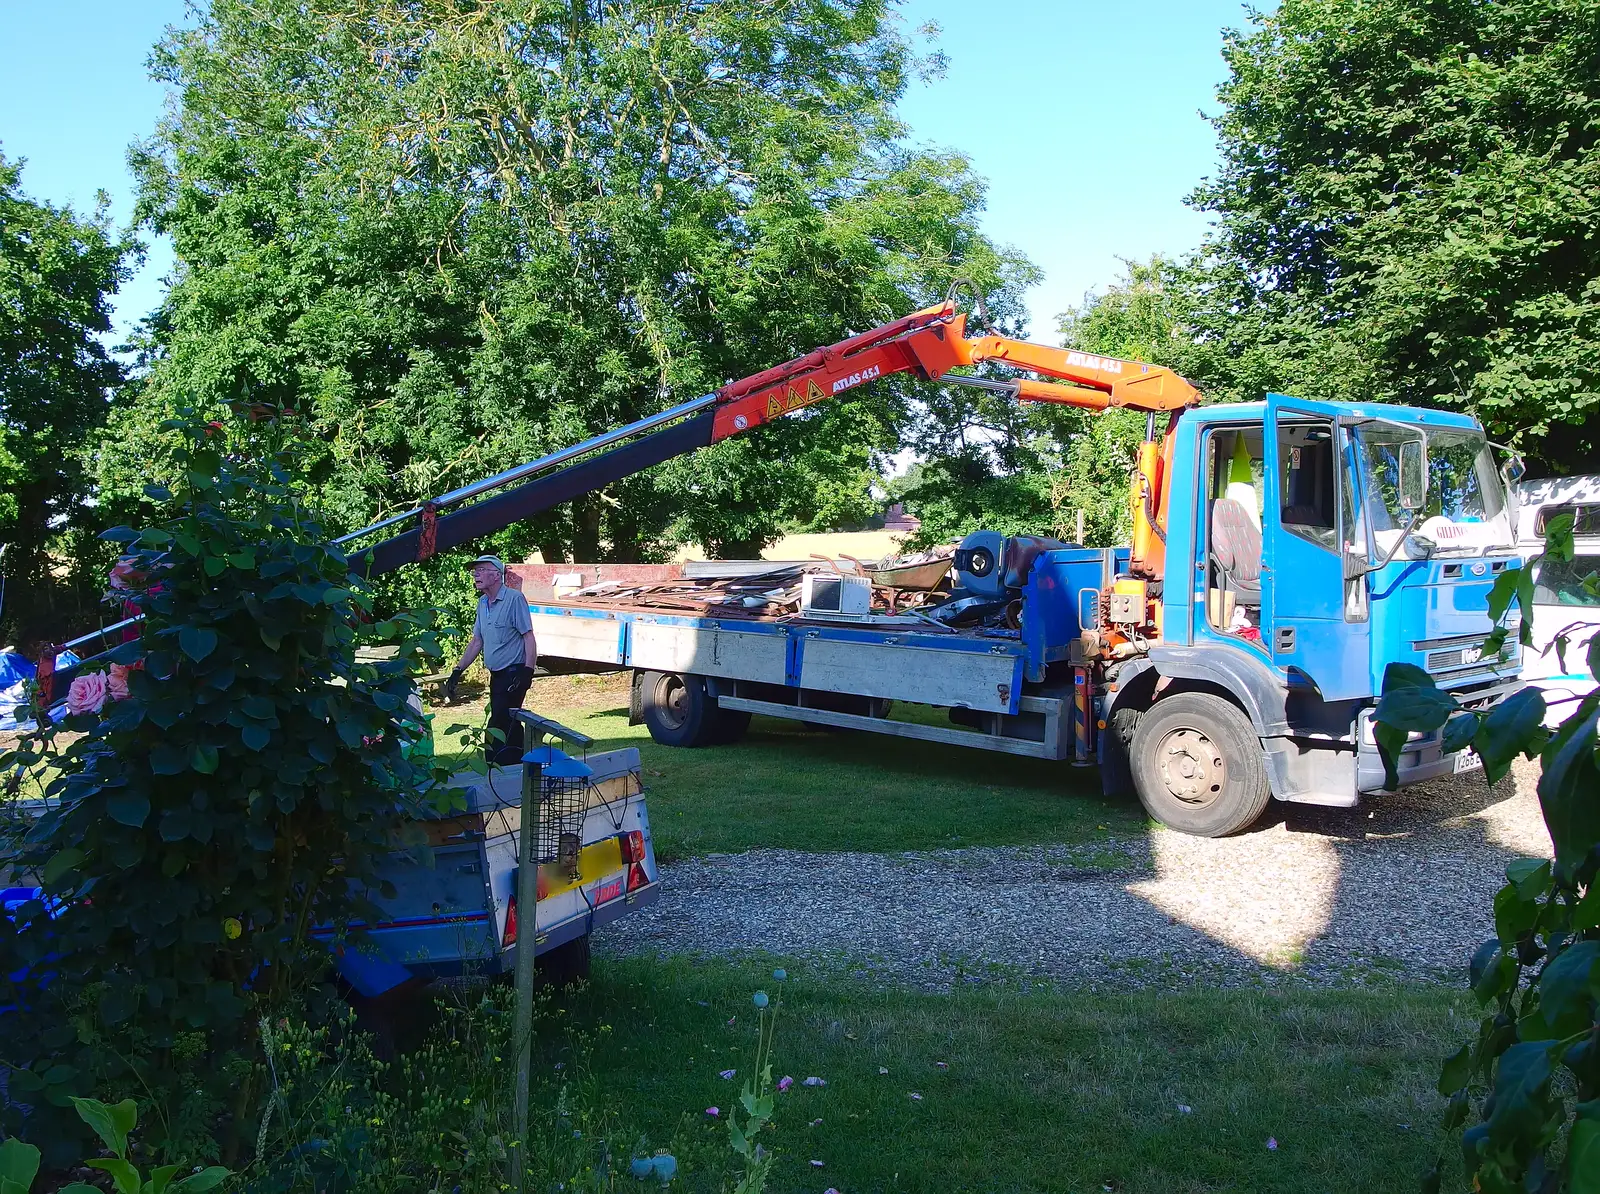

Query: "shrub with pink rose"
<box><xmin>0</xmin><ymin>407</ymin><xmax>464</xmax><ymax>1168</ymax></box>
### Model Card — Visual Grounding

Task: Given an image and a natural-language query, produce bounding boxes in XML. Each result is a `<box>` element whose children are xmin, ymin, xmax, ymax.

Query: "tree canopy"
<box><xmin>0</xmin><ymin>154</ymin><xmax>128</xmax><ymax>647</ymax></box>
<box><xmin>1184</xmin><ymin>0</ymin><xmax>1600</xmax><ymax>472</ymax></box>
<box><xmin>101</xmin><ymin>0</ymin><xmax>1032</xmax><ymax>626</ymax></box>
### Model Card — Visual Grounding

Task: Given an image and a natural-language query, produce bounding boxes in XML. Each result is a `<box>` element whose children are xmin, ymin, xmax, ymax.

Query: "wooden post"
<box><xmin>510</xmin><ymin>748</ymin><xmax>543</xmax><ymax>1192</ymax></box>
<box><xmin>1076</xmin><ymin>508</ymin><xmax>1085</xmax><ymax>544</ymax></box>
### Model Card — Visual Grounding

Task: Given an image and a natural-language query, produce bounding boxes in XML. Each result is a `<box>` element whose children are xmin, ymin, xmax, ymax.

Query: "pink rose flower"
<box><xmin>67</xmin><ymin>672</ymin><xmax>110</xmax><ymax>716</ymax></box>
<box><xmin>109</xmin><ymin>557</ymin><xmax>142</xmax><ymax>591</ymax></box>
<box><xmin>108</xmin><ymin>664</ymin><xmax>131</xmax><ymax>702</ymax></box>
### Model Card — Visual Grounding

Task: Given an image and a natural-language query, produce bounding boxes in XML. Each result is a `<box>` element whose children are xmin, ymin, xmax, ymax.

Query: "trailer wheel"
<box><xmin>640</xmin><ymin>671</ymin><xmax>724</xmax><ymax>747</ymax></box>
<box><xmin>1129</xmin><ymin>692</ymin><xmax>1270</xmax><ymax>836</ymax></box>
<box><xmin>537</xmin><ymin>933</ymin><xmax>591</xmax><ymax>988</ymax></box>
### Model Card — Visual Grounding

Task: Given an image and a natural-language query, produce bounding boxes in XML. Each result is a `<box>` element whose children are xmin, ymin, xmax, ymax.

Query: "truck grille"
<box><xmin>1420</xmin><ymin>635</ymin><xmax>1513</xmax><ymax>674</ymax></box>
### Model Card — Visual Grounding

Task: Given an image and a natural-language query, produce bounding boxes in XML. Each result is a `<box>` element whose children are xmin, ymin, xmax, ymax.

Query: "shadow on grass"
<box><xmin>431</xmin><ymin>673</ymin><xmax>1145</xmax><ymax>860</ymax></box>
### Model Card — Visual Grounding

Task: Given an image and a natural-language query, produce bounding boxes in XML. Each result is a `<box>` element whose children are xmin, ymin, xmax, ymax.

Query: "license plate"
<box><xmin>1454</xmin><ymin>749</ymin><xmax>1482</xmax><ymax>775</ymax></box>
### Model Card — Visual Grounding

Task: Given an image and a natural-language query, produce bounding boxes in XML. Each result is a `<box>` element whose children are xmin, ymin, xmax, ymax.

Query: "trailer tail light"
<box><xmin>502</xmin><ymin>869</ymin><xmax>552</xmax><ymax>948</ymax></box>
<box><xmin>620</xmin><ymin>830</ymin><xmax>649</xmax><ymax>892</ymax></box>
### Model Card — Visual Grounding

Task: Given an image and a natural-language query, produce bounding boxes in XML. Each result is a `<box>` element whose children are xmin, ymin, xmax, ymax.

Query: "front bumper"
<box><xmin>1355</xmin><ymin>676</ymin><xmax>1522</xmax><ymax>793</ymax></box>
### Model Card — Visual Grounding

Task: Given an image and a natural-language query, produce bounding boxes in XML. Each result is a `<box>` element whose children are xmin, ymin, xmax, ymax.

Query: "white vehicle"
<box><xmin>1514</xmin><ymin>475</ymin><xmax>1600</xmax><ymax>724</ymax></box>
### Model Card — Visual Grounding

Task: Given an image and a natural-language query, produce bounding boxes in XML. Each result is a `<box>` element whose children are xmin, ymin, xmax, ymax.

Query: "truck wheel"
<box><xmin>537</xmin><ymin>933</ymin><xmax>591</xmax><ymax>987</ymax></box>
<box><xmin>1099</xmin><ymin>706</ymin><xmax>1140</xmax><ymax>797</ymax></box>
<box><xmin>1129</xmin><ymin>692</ymin><xmax>1270</xmax><ymax>836</ymax></box>
<box><xmin>640</xmin><ymin>670</ymin><xmax>723</xmax><ymax>748</ymax></box>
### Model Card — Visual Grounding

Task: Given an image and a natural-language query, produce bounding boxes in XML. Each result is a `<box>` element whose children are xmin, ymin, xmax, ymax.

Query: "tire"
<box><xmin>1099</xmin><ymin>705</ymin><xmax>1140</xmax><ymax>797</ymax></box>
<box><xmin>640</xmin><ymin>671</ymin><xmax>722</xmax><ymax>747</ymax></box>
<box><xmin>1129</xmin><ymin>692</ymin><xmax>1270</xmax><ymax>836</ymax></box>
<box><xmin>537</xmin><ymin>933</ymin><xmax>591</xmax><ymax>987</ymax></box>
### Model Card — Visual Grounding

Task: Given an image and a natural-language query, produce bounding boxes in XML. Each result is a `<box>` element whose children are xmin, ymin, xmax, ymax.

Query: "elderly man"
<box><xmin>447</xmin><ymin>555</ymin><xmax>538</xmax><ymax>764</ymax></box>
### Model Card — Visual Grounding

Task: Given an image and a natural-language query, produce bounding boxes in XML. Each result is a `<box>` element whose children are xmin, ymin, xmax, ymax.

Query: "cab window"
<box><xmin>1277</xmin><ymin>420</ymin><xmax>1338</xmax><ymax>551</ymax></box>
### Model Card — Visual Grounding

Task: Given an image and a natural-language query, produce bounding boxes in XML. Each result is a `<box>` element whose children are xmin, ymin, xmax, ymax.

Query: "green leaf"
<box><xmin>1539</xmin><ymin>940</ymin><xmax>1600</xmax><ymax>1030</ymax></box>
<box><xmin>1588</xmin><ymin>633</ymin><xmax>1600</xmax><ymax>685</ymax></box>
<box><xmin>241</xmin><ymin>723</ymin><xmax>270</xmax><ymax>751</ymax></box>
<box><xmin>1487</xmin><ymin>568</ymin><xmax>1523</xmax><ymax>624</ymax></box>
<box><xmin>1374</xmin><ymin>720</ymin><xmax>1408</xmax><ymax>791</ymax></box>
<box><xmin>203</xmin><ymin>554</ymin><xmax>227</xmax><ymax>577</ymax></box>
<box><xmin>191</xmin><ymin>743</ymin><xmax>219</xmax><ymax>774</ymax></box>
<box><xmin>173</xmin><ymin>1167</ymin><xmax>230</xmax><ymax>1192</ymax></box>
<box><xmin>1442</xmin><ymin>712</ymin><xmax>1478</xmax><ymax>754</ymax></box>
<box><xmin>1578</xmin><ymin>883</ymin><xmax>1600</xmax><ymax>932</ymax></box>
<box><xmin>1381</xmin><ymin>662</ymin><xmax>1435</xmax><ymax>691</ymax></box>
<box><xmin>1438</xmin><ymin>1043</ymin><xmax>1472</xmax><ymax>1095</ymax></box>
<box><xmin>41</xmin><ymin>846</ymin><xmax>85</xmax><ymax>885</ymax></box>
<box><xmin>1538</xmin><ymin>710</ymin><xmax>1600</xmax><ymax>877</ymax></box>
<box><xmin>72</xmin><ymin>1095</ymin><xmax>137</xmax><ymax>1157</ymax></box>
<box><xmin>1571</xmin><ymin>1100</ymin><xmax>1600</xmax><ymax>1194</ymax></box>
<box><xmin>137</xmin><ymin>527</ymin><xmax>172</xmax><ymax>547</ymax></box>
<box><xmin>146</xmin><ymin>1165</ymin><xmax>181</xmax><ymax>1194</ymax></box>
<box><xmin>322</xmin><ymin>587</ymin><xmax>351</xmax><ymax>605</ymax></box>
<box><xmin>143</xmin><ymin>483</ymin><xmax>172</xmax><ymax>502</ymax></box>
<box><xmin>1546</xmin><ymin>513</ymin><xmax>1576</xmax><ymax>563</ymax></box>
<box><xmin>178</xmin><ymin>626</ymin><xmax>218</xmax><ymax>662</ymax></box>
<box><xmin>1487</xmin><ymin>1040</ymin><xmax>1554</xmax><ymax>1139</ymax></box>
<box><xmin>150</xmin><ymin>742</ymin><xmax>186</xmax><ymax>774</ymax></box>
<box><xmin>105</xmin><ymin>790</ymin><xmax>151</xmax><ymax>828</ymax></box>
<box><xmin>84</xmin><ymin>1157</ymin><xmax>141</xmax><ymax>1194</ymax></box>
<box><xmin>0</xmin><ymin>1140</ymin><xmax>40</xmax><ymax>1192</ymax></box>
<box><xmin>1375</xmin><ymin>683</ymin><xmax>1456</xmax><ymax>733</ymax></box>
<box><xmin>1507</xmin><ymin>858</ymin><xmax>1552</xmax><ymax>894</ymax></box>
<box><xmin>1474</xmin><ymin>687</ymin><xmax>1546</xmax><ymax>784</ymax></box>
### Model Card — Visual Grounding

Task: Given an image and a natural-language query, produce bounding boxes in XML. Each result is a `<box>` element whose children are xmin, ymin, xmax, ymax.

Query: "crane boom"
<box><xmin>42</xmin><ymin>291</ymin><xmax>1198</xmax><ymax>699</ymax></box>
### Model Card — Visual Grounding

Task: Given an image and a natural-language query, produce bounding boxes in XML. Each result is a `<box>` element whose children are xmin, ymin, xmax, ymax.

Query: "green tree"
<box><xmin>1187</xmin><ymin>0</ymin><xmax>1600</xmax><ymax>472</ymax></box>
<box><xmin>0</xmin><ymin>153</ymin><xmax>129</xmax><ymax>646</ymax></box>
<box><xmin>104</xmin><ymin>0</ymin><xmax>1030</xmax><ymax>603</ymax></box>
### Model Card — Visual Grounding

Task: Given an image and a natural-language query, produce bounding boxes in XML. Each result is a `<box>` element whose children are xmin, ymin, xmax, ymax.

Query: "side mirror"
<box><xmin>1502</xmin><ymin>453</ymin><xmax>1527</xmax><ymax>485</ymax></box>
<box><xmin>1398</xmin><ymin>439</ymin><xmax>1428</xmax><ymax>510</ymax></box>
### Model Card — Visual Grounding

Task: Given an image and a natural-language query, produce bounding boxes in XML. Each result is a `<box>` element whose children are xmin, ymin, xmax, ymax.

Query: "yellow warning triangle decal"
<box><xmin>806</xmin><ymin>379</ymin><xmax>827</xmax><ymax>406</ymax></box>
<box><xmin>766</xmin><ymin>393</ymin><xmax>782</xmax><ymax>419</ymax></box>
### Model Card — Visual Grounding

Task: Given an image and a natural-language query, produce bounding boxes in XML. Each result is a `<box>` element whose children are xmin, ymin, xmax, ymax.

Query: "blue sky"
<box><xmin>0</xmin><ymin>0</ymin><xmax>1255</xmax><ymax>343</ymax></box>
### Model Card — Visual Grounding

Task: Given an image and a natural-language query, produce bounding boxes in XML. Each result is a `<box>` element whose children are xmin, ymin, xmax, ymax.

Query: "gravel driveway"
<box><xmin>601</xmin><ymin>760</ymin><xmax>1549</xmax><ymax>989</ymax></box>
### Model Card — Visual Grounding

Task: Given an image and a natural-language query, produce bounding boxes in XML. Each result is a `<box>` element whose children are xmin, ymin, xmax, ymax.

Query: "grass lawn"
<box><xmin>550</xmin><ymin>955</ymin><xmax>1464</xmax><ymax>1194</ymax></box>
<box><xmin>430</xmin><ymin>673</ymin><xmax>1146</xmax><ymax>860</ymax></box>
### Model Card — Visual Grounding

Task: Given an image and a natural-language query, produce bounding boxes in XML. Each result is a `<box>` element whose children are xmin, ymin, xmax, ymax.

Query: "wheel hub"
<box><xmin>1155</xmin><ymin>727</ymin><xmax>1225</xmax><ymax>806</ymax></box>
<box><xmin>656</xmin><ymin>676</ymin><xmax>689</xmax><ymax>730</ymax></box>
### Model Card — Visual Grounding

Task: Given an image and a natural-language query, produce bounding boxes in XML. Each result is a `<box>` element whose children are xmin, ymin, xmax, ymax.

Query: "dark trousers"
<box><xmin>487</xmin><ymin>666</ymin><xmax>533</xmax><ymax>764</ymax></box>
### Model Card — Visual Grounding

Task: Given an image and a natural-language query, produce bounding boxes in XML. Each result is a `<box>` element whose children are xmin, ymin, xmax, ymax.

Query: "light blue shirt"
<box><xmin>474</xmin><ymin>585</ymin><xmax>533</xmax><ymax>672</ymax></box>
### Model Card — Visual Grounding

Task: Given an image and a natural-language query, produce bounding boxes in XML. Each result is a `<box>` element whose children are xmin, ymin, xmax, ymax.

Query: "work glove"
<box><xmin>443</xmin><ymin>667</ymin><xmax>464</xmax><ymax>704</ymax></box>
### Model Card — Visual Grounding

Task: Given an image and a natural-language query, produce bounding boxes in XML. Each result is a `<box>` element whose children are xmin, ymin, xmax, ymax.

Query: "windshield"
<box><xmin>1354</xmin><ymin>425</ymin><xmax>1513</xmax><ymax>554</ymax></box>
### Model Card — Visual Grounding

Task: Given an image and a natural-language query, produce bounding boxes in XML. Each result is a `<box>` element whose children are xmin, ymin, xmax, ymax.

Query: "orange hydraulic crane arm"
<box><xmin>709</xmin><ymin>300</ymin><xmax>1198</xmax><ymax>442</ymax></box>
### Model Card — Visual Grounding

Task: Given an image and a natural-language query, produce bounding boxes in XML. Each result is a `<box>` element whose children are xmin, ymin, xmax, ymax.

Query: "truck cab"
<box><xmin>1105</xmin><ymin>395</ymin><xmax>1521</xmax><ymax>830</ymax></box>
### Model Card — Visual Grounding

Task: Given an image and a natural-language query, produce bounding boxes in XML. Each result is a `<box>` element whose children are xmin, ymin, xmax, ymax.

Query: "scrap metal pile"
<box><xmin>560</xmin><ymin>546</ymin><xmax>957</xmax><ymax>621</ymax></box>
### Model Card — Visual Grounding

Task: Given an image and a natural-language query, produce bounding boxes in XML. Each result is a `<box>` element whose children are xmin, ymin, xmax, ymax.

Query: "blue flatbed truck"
<box><xmin>48</xmin><ymin>290</ymin><xmax>1522</xmax><ymax>840</ymax></box>
<box><xmin>525</xmin><ymin>395</ymin><xmax>1524</xmax><ymax>836</ymax></box>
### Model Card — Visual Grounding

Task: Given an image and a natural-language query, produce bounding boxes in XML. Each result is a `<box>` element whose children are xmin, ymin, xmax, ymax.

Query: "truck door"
<box><xmin>1263</xmin><ymin>394</ymin><xmax>1371</xmax><ymax>701</ymax></box>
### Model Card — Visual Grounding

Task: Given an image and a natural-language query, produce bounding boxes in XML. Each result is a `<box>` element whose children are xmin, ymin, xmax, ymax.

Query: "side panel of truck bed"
<box><xmin>528</xmin><ymin>603</ymin><xmax>1026</xmax><ymax>715</ymax></box>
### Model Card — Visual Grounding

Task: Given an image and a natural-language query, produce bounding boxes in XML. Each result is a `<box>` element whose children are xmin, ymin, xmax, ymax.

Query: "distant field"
<box><xmin>429</xmin><ymin>672</ymin><xmax>1145</xmax><ymax>859</ymax></box>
